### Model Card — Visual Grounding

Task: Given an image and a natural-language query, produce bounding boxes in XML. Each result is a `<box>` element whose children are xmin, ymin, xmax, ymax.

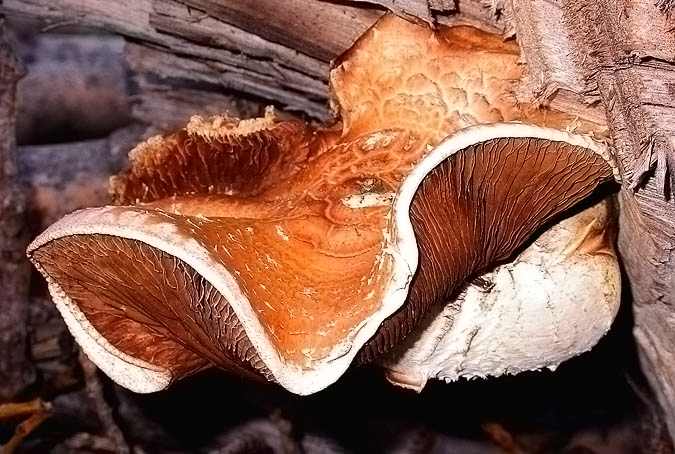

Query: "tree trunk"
<box><xmin>2</xmin><ymin>0</ymin><xmax>674</xmax><ymax>442</ymax></box>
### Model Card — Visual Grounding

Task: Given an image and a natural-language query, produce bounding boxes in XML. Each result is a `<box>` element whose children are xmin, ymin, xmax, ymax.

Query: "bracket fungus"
<box><xmin>28</xmin><ymin>16</ymin><xmax>620</xmax><ymax>395</ymax></box>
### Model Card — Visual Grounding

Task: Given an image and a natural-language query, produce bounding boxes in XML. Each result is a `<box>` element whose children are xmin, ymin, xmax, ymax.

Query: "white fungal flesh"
<box><xmin>383</xmin><ymin>199</ymin><xmax>621</xmax><ymax>391</ymax></box>
<box><xmin>28</xmin><ymin>122</ymin><xmax>619</xmax><ymax>395</ymax></box>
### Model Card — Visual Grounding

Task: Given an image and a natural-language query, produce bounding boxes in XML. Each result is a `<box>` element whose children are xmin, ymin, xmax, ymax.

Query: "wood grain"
<box><xmin>509</xmin><ymin>0</ymin><xmax>675</xmax><ymax>440</ymax></box>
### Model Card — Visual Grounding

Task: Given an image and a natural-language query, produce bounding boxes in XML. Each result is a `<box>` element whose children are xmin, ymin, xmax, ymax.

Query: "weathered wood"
<box><xmin>0</xmin><ymin>20</ymin><xmax>34</xmax><ymax>401</ymax></box>
<box><xmin>178</xmin><ymin>0</ymin><xmax>383</xmax><ymax>61</ymax></box>
<box><xmin>1</xmin><ymin>0</ymin><xmax>340</xmax><ymax>118</ymax></box>
<box><xmin>13</xmin><ymin>32</ymin><xmax>131</xmax><ymax>145</ymax></box>
<box><xmin>125</xmin><ymin>43</ymin><xmax>266</xmax><ymax>128</ymax></box>
<box><xmin>17</xmin><ymin>126</ymin><xmax>144</xmax><ymax>229</ymax></box>
<box><xmin>149</xmin><ymin>0</ymin><xmax>332</xmax><ymax>117</ymax></box>
<box><xmin>0</xmin><ymin>1</ymin><xmax>508</xmax><ymax>119</ymax></box>
<box><xmin>509</xmin><ymin>0</ymin><xmax>675</xmax><ymax>441</ymax></box>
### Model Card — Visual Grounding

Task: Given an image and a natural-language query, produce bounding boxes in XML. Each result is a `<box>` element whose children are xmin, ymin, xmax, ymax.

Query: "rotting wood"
<box><xmin>1</xmin><ymin>0</ymin><xmax>339</xmax><ymax>118</ymax></box>
<box><xmin>125</xmin><ymin>43</ymin><xmax>265</xmax><ymax>129</ymax></box>
<box><xmin>0</xmin><ymin>20</ymin><xmax>34</xmax><ymax>401</ymax></box>
<box><xmin>508</xmin><ymin>0</ymin><xmax>675</xmax><ymax>441</ymax></box>
<box><xmin>175</xmin><ymin>0</ymin><xmax>383</xmax><ymax>61</ymax></box>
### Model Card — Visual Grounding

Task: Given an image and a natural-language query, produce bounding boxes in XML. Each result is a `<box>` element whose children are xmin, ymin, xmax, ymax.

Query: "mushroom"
<box><xmin>383</xmin><ymin>198</ymin><xmax>621</xmax><ymax>392</ymax></box>
<box><xmin>27</xmin><ymin>15</ymin><xmax>620</xmax><ymax>395</ymax></box>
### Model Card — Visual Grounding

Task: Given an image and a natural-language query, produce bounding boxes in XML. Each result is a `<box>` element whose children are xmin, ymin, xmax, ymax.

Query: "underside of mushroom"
<box><xmin>383</xmin><ymin>198</ymin><xmax>621</xmax><ymax>392</ymax></box>
<box><xmin>28</xmin><ymin>15</ymin><xmax>620</xmax><ymax>395</ymax></box>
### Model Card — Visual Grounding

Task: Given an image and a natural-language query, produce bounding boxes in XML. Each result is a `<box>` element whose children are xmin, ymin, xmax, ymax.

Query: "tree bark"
<box><xmin>0</xmin><ymin>20</ymin><xmax>34</xmax><ymax>400</ymax></box>
<box><xmin>2</xmin><ymin>0</ymin><xmax>674</xmax><ymax>441</ymax></box>
<box><xmin>508</xmin><ymin>0</ymin><xmax>675</xmax><ymax>440</ymax></box>
<box><xmin>1</xmin><ymin>0</ymin><xmax>509</xmax><ymax>119</ymax></box>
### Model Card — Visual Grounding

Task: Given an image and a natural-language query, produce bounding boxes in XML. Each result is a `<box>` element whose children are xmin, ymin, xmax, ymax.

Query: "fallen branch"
<box><xmin>79</xmin><ymin>351</ymin><xmax>130</xmax><ymax>454</ymax></box>
<box><xmin>0</xmin><ymin>399</ymin><xmax>50</xmax><ymax>454</ymax></box>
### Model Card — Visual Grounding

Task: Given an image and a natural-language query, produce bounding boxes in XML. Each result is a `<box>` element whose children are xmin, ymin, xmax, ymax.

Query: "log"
<box><xmin>17</xmin><ymin>125</ymin><xmax>144</xmax><ymax>230</ymax></box>
<box><xmin>126</xmin><ymin>43</ymin><xmax>265</xmax><ymax>130</ymax></box>
<box><xmin>13</xmin><ymin>31</ymin><xmax>131</xmax><ymax>145</ymax></box>
<box><xmin>0</xmin><ymin>19</ymin><xmax>35</xmax><ymax>401</ymax></box>
<box><xmin>2</xmin><ymin>0</ymin><xmax>336</xmax><ymax>118</ymax></box>
<box><xmin>1</xmin><ymin>0</ymin><xmax>508</xmax><ymax>119</ymax></box>
<box><xmin>508</xmin><ymin>0</ymin><xmax>675</xmax><ymax>440</ymax></box>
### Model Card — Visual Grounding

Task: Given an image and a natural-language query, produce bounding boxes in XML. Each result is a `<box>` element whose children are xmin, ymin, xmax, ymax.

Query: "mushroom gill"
<box><xmin>383</xmin><ymin>198</ymin><xmax>621</xmax><ymax>392</ymax></box>
<box><xmin>28</xmin><ymin>15</ymin><xmax>619</xmax><ymax>395</ymax></box>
